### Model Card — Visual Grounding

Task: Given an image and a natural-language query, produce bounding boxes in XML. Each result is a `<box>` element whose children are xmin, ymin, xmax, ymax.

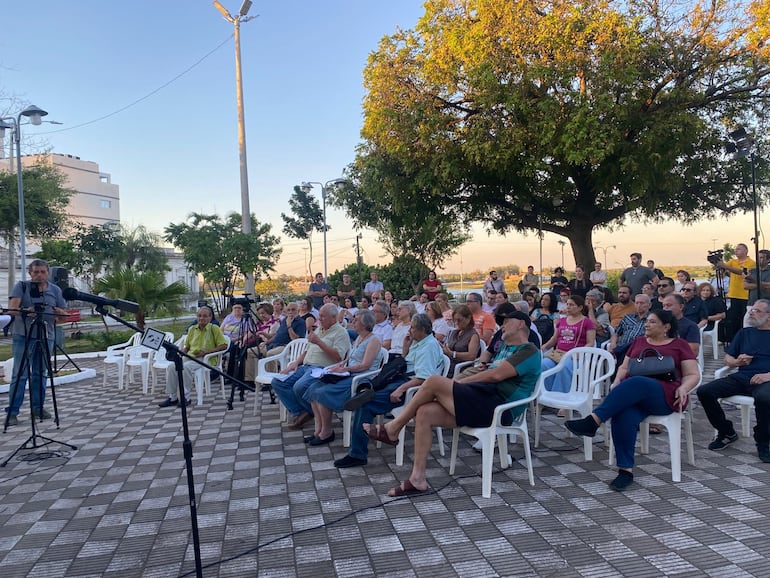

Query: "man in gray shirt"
<box><xmin>5</xmin><ymin>259</ymin><xmax>67</xmax><ymax>426</ymax></box>
<box><xmin>620</xmin><ymin>252</ymin><xmax>659</xmax><ymax>296</ymax></box>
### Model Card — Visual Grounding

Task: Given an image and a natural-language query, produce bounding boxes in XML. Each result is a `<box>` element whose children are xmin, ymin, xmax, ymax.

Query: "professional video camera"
<box><xmin>707</xmin><ymin>249</ymin><xmax>724</xmax><ymax>266</ymax></box>
<box><xmin>229</xmin><ymin>293</ymin><xmax>257</xmax><ymax>309</ymax></box>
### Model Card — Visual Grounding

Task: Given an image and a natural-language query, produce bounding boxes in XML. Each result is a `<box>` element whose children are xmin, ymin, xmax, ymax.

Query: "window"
<box><xmin>100</xmin><ymin>200</ymin><xmax>111</xmax><ymax>209</ymax></box>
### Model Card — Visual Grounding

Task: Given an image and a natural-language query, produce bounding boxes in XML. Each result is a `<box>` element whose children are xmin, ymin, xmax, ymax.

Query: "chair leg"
<box><xmin>534</xmin><ymin>405</ymin><xmax>542</xmax><ymax>448</ymax></box>
<box><xmin>741</xmin><ymin>404</ymin><xmax>752</xmax><ymax>438</ymax></box>
<box><xmin>667</xmin><ymin>420</ymin><xmax>682</xmax><ymax>482</ymax></box>
<box><xmin>498</xmin><ymin>433</ymin><xmax>511</xmax><ymax>469</ymax></box>
<box><xmin>481</xmin><ymin>434</ymin><xmax>494</xmax><ymax>498</ymax></box>
<box><xmin>436</xmin><ymin>427</ymin><xmax>445</xmax><ymax>456</ymax></box>
<box><xmin>396</xmin><ymin>428</ymin><xmax>406</xmax><ymax>467</ymax></box>
<box><xmin>684</xmin><ymin>412</ymin><xmax>695</xmax><ymax>466</ymax></box>
<box><xmin>449</xmin><ymin>429</ymin><xmax>461</xmax><ymax>475</ymax></box>
<box><xmin>343</xmin><ymin>411</ymin><xmax>351</xmax><ymax>447</ymax></box>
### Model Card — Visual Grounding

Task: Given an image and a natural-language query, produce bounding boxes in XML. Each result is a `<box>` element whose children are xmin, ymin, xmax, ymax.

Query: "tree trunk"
<box><xmin>136</xmin><ymin>309</ymin><xmax>146</xmax><ymax>330</ymax></box>
<box><xmin>564</xmin><ymin>225</ymin><xmax>597</xmax><ymax>274</ymax></box>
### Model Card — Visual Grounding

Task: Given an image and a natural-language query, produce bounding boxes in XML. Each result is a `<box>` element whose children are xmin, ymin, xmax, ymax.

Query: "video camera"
<box><xmin>27</xmin><ymin>282</ymin><xmax>49</xmax><ymax>312</ymax></box>
<box><xmin>707</xmin><ymin>249</ymin><xmax>724</xmax><ymax>266</ymax></box>
<box><xmin>229</xmin><ymin>293</ymin><xmax>257</xmax><ymax>309</ymax></box>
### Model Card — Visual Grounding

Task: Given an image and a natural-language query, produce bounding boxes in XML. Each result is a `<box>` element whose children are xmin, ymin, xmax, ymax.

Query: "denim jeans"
<box><xmin>271</xmin><ymin>365</ymin><xmax>320</xmax><ymax>417</ymax></box>
<box><xmin>6</xmin><ymin>334</ymin><xmax>53</xmax><ymax>416</ymax></box>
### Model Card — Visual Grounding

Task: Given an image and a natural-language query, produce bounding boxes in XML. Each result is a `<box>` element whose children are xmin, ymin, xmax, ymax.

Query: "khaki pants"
<box><xmin>244</xmin><ymin>345</ymin><xmax>286</xmax><ymax>382</ymax></box>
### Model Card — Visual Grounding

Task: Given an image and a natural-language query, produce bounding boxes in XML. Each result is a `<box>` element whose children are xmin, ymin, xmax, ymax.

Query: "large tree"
<box><xmin>354</xmin><ymin>0</ymin><xmax>770</xmax><ymax>267</ymax></box>
<box><xmin>164</xmin><ymin>212</ymin><xmax>281</xmax><ymax>314</ymax></box>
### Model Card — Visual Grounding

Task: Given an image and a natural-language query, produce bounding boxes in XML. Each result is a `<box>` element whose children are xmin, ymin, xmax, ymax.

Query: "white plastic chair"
<box><xmin>392</xmin><ymin>354</ymin><xmax>452</xmax><ymax>465</ymax></box>
<box><xmin>252</xmin><ymin>338</ymin><xmax>309</xmax><ymax>418</ymax></box>
<box><xmin>534</xmin><ymin>347</ymin><xmax>616</xmax><ymax>461</ymax></box>
<box><xmin>448</xmin><ymin>366</ymin><xmax>557</xmax><ymax>498</ymax></box>
<box><xmin>151</xmin><ymin>334</ymin><xmax>183</xmax><ymax>394</ymax></box>
<box><xmin>342</xmin><ymin>348</ymin><xmax>389</xmax><ymax>448</ymax></box>
<box><xmin>192</xmin><ymin>335</ymin><xmax>231</xmax><ymax>406</ymax></box>
<box><xmin>702</xmin><ymin>319</ymin><xmax>721</xmax><ymax>360</ymax></box>
<box><xmin>102</xmin><ymin>333</ymin><xmax>142</xmax><ymax>390</ymax></box>
<box><xmin>609</xmin><ymin>371</ymin><xmax>702</xmax><ymax>483</ymax></box>
<box><xmin>714</xmin><ymin>366</ymin><xmax>755</xmax><ymax>438</ymax></box>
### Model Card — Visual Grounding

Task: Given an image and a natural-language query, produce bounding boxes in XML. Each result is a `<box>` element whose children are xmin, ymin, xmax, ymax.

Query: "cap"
<box><xmin>495</xmin><ymin>308</ymin><xmax>531</xmax><ymax>328</ymax></box>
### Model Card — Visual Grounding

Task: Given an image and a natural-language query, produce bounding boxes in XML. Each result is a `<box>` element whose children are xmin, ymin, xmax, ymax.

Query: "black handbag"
<box><xmin>627</xmin><ymin>348</ymin><xmax>677</xmax><ymax>382</ymax></box>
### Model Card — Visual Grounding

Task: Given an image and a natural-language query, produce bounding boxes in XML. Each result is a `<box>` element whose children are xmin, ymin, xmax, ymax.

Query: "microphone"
<box><xmin>63</xmin><ymin>287</ymin><xmax>141</xmax><ymax>314</ymax></box>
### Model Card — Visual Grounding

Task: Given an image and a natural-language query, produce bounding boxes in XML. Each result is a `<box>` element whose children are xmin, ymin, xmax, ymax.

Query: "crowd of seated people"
<box><xmin>200</xmin><ymin>253</ymin><xmax>768</xmax><ymax>497</ymax></box>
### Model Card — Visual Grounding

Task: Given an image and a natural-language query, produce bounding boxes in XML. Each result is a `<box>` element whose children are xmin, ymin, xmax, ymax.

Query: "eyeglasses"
<box><xmin>681</xmin><ymin>288</ymin><xmax>693</xmax><ymax>292</ymax></box>
<box><xmin>658</xmin><ymin>284</ymin><xmax>669</xmax><ymax>288</ymax></box>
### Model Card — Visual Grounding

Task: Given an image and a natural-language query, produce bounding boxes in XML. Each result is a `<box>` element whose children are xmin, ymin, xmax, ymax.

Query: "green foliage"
<box><xmin>327</xmin><ymin>262</ymin><xmax>378</xmax><ymax>300</ymax></box>
<box><xmin>356</xmin><ymin>0</ymin><xmax>770</xmax><ymax>270</ymax></box>
<box><xmin>328</xmin><ymin>257</ymin><xmax>430</xmax><ymax>301</ymax></box>
<box><xmin>164</xmin><ymin>212</ymin><xmax>281</xmax><ymax>314</ymax></box>
<box><xmin>281</xmin><ymin>186</ymin><xmax>326</xmax><ymax>278</ymax></box>
<box><xmin>0</xmin><ymin>163</ymin><xmax>73</xmax><ymax>239</ymax></box>
<box><xmin>94</xmin><ymin>269</ymin><xmax>187</xmax><ymax>329</ymax></box>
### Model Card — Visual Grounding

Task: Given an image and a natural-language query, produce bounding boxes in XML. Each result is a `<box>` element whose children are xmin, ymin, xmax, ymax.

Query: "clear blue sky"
<box><xmin>1</xmin><ymin>1</ymin><xmax>758</xmax><ymax>278</ymax></box>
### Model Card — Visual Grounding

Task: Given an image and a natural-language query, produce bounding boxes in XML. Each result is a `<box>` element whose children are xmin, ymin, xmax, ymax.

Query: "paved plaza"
<box><xmin>1</xmin><ymin>353</ymin><xmax>769</xmax><ymax>577</ymax></box>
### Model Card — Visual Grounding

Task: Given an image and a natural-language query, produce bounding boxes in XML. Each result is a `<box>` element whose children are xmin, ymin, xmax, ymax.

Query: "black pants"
<box><xmin>697</xmin><ymin>375</ymin><xmax>770</xmax><ymax>446</ymax></box>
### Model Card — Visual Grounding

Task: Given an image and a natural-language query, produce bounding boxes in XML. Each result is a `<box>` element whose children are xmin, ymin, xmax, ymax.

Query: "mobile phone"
<box><xmin>743</xmin><ymin>267</ymin><xmax>749</xmax><ymax>275</ymax></box>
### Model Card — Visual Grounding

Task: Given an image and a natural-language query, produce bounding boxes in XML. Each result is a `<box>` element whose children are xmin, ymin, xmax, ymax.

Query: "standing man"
<box><xmin>590</xmin><ymin>262</ymin><xmax>607</xmax><ymax>287</ymax></box>
<box><xmin>744</xmin><ymin>249</ymin><xmax>770</xmax><ymax>307</ymax></box>
<box><xmin>336</xmin><ymin>273</ymin><xmax>357</xmax><ymax>300</ymax></box>
<box><xmin>717</xmin><ymin>243</ymin><xmax>756</xmax><ymax>340</ymax></box>
<box><xmin>620</xmin><ymin>253</ymin><xmax>659</xmax><ymax>296</ymax></box>
<box><xmin>159</xmin><ymin>306</ymin><xmax>228</xmax><ymax>407</ymax></box>
<box><xmin>697</xmin><ymin>300</ymin><xmax>770</xmax><ymax>463</ymax></box>
<box><xmin>646</xmin><ymin>259</ymin><xmax>665</xmax><ymax>281</ymax></box>
<box><xmin>465</xmin><ymin>292</ymin><xmax>495</xmax><ymax>344</ymax></box>
<box><xmin>4</xmin><ymin>259</ymin><xmax>67</xmax><ymax>426</ymax></box>
<box><xmin>309</xmin><ymin>272</ymin><xmax>329</xmax><ymax>310</ymax></box>
<box><xmin>518</xmin><ymin>266</ymin><xmax>538</xmax><ymax>294</ymax></box>
<box><xmin>483</xmin><ymin>270</ymin><xmax>505</xmax><ymax>294</ymax></box>
<box><xmin>364</xmin><ymin>271</ymin><xmax>384</xmax><ymax>298</ymax></box>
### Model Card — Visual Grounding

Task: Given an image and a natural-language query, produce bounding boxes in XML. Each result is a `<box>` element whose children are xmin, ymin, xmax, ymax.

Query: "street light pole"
<box><xmin>213</xmin><ymin>0</ymin><xmax>255</xmax><ymax>292</ymax></box>
<box><xmin>300</xmin><ymin>178</ymin><xmax>348</xmax><ymax>280</ymax></box>
<box><xmin>0</xmin><ymin>105</ymin><xmax>49</xmax><ymax>279</ymax></box>
<box><xmin>593</xmin><ymin>244</ymin><xmax>615</xmax><ymax>267</ymax></box>
<box><xmin>557</xmin><ymin>240</ymin><xmax>566</xmax><ymax>269</ymax></box>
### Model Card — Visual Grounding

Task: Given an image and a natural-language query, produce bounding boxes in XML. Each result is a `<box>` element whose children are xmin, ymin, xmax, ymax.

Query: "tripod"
<box><xmin>2</xmin><ymin>307</ymin><xmax>77</xmax><ymax>466</ymax></box>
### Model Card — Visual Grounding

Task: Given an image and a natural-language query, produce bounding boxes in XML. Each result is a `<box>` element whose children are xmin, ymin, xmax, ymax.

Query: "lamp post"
<box><xmin>726</xmin><ymin>127</ymin><xmax>761</xmax><ymax>294</ymax></box>
<box><xmin>0</xmin><ymin>105</ymin><xmax>49</xmax><ymax>280</ymax></box>
<box><xmin>300</xmin><ymin>178</ymin><xmax>348</xmax><ymax>279</ymax></box>
<box><xmin>213</xmin><ymin>0</ymin><xmax>255</xmax><ymax>292</ymax></box>
<box><xmin>557</xmin><ymin>240</ymin><xmax>566</xmax><ymax>269</ymax></box>
<box><xmin>592</xmin><ymin>244</ymin><xmax>615</xmax><ymax>268</ymax></box>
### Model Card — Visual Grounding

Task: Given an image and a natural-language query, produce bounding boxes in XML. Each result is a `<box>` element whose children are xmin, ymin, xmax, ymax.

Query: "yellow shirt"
<box><xmin>186</xmin><ymin>323</ymin><xmax>227</xmax><ymax>365</ymax></box>
<box><xmin>726</xmin><ymin>257</ymin><xmax>756</xmax><ymax>300</ymax></box>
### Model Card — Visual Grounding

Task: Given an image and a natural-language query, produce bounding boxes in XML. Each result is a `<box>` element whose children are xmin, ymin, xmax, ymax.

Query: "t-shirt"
<box><xmin>309</xmin><ymin>282</ymin><xmax>329</xmax><ymax>308</ymax></box>
<box><xmin>472</xmin><ymin>310</ymin><xmax>496</xmax><ymax>341</ymax></box>
<box><xmin>389</xmin><ymin>323</ymin><xmax>411</xmax><ymax>355</ymax></box>
<box><xmin>303</xmin><ymin>323</ymin><xmax>351</xmax><ymax>367</ymax></box>
<box><xmin>364</xmin><ymin>280</ymin><xmax>384</xmax><ymax>295</ymax></box>
<box><xmin>555</xmin><ymin>317</ymin><xmax>596</xmax><ymax>350</ymax></box>
<box><xmin>608</xmin><ymin>302</ymin><xmax>636</xmax><ymax>328</ymax></box>
<box><xmin>567</xmin><ymin>278</ymin><xmax>593</xmax><ymax>298</ymax></box>
<box><xmin>625</xmin><ymin>337</ymin><xmax>696</xmax><ymax>411</ymax></box>
<box><xmin>620</xmin><ymin>266</ymin><xmax>657</xmax><ymax>296</ymax></box>
<box><xmin>496</xmin><ymin>343</ymin><xmax>541</xmax><ymax>415</ymax></box>
<box><xmin>725</xmin><ymin>257</ymin><xmax>756</xmax><ymax>300</ymax></box>
<box><xmin>676</xmin><ymin>316</ymin><xmax>701</xmax><ymax>345</ymax></box>
<box><xmin>725</xmin><ymin>327</ymin><xmax>770</xmax><ymax>383</ymax></box>
<box><xmin>748</xmin><ymin>266</ymin><xmax>770</xmax><ymax>304</ymax></box>
<box><xmin>421</xmin><ymin>279</ymin><xmax>442</xmax><ymax>300</ymax></box>
<box><xmin>10</xmin><ymin>281</ymin><xmax>66</xmax><ymax>340</ymax></box>
<box><xmin>336</xmin><ymin>282</ymin><xmax>356</xmax><ymax>297</ymax></box>
<box><xmin>683</xmin><ymin>298</ymin><xmax>708</xmax><ymax>325</ymax></box>
<box><xmin>589</xmin><ymin>270</ymin><xmax>607</xmax><ymax>286</ymax></box>
<box><xmin>272</xmin><ymin>316</ymin><xmax>307</xmax><ymax>348</ymax></box>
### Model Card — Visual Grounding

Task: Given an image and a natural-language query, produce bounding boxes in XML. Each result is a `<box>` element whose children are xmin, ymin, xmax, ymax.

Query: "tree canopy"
<box><xmin>281</xmin><ymin>186</ymin><xmax>326</xmax><ymax>278</ymax></box>
<box><xmin>164</xmin><ymin>212</ymin><xmax>281</xmax><ymax>313</ymax></box>
<box><xmin>353</xmin><ymin>0</ymin><xmax>770</xmax><ymax>267</ymax></box>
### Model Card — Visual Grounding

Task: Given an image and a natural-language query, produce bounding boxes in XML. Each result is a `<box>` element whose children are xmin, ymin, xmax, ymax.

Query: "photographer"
<box><xmin>716</xmin><ymin>243</ymin><xmax>755</xmax><ymax>340</ymax></box>
<box><xmin>4</xmin><ymin>259</ymin><xmax>67</xmax><ymax>426</ymax></box>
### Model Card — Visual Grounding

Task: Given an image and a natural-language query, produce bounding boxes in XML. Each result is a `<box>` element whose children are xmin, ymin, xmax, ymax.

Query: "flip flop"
<box><xmin>649</xmin><ymin>425</ymin><xmax>662</xmax><ymax>435</ymax></box>
<box><xmin>388</xmin><ymin>479</ymin><xmax>428</xmax><ymax>497</ymax></box>
<box><xmin>364</xmin><ymin>424</ymin><xmax>398</xmax><ymax>446</ymax></box>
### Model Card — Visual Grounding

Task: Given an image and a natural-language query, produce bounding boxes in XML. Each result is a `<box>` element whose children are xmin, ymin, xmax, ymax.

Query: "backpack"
<box><xmin>534</xmin><ymin>314</ymin><xmax>555</xmax><ymax>344</ymax></box>
<box><xmin>366</xmin><ymin>355</ymin><xmax>408</xmax><ymax>391</ymax></box>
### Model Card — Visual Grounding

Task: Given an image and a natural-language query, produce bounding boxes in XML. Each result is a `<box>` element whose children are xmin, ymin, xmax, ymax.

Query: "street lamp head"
<box><xmin>213</xmin><ymin>0</ymin><xmax>233</xmax><ymax>20</ymax></box>
<box><xmin>20</xmin><ymin>105</ymin><xmax>48</xmax><ymax>126</ymax></box>
<box><xmin>238</xmin><ymin>0</ymin><xmax>253</xmax><ymax>17</ymax></box>
<box><xmin>300</xmin><ymin>182</ymin><xmax>313</xmax><ymax>193</ymax></box>
<box><xmin>0</xmin><ymin>119</ymin><xmax>13</xmax><ymax>138</ymax></box>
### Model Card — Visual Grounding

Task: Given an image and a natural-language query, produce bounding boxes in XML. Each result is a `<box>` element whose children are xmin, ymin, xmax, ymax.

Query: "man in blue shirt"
<box><xmin>244</xmin><ymin>301</ymin><xmax>306</xmax><ymax>383</ymax></box>
<box><xmin>698</xmin><ymin>299</ymin><xmax>770</xmax><ymax>463</ymax></box>
<box><xmin>334</xmin><ymin>314</ymin><xmax>444</xmax><ymax>468</ymax></box>
<box><xmin>308</xmin><ymin>273</ymin><xmax>329</xmax><ymax>309</ymax></box>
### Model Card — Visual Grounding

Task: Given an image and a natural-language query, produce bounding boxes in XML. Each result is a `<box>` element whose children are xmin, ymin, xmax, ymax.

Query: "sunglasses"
<box><xmin>681</xmin><ymin>288</ymin><xmax>694</xmax><ymax>292</ymax></box>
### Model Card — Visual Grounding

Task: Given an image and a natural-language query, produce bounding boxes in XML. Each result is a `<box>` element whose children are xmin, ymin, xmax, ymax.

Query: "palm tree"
<box><xmin>94</xmin><ymin>269</ymin><xmax>187</xmax><ymax>329</ymax></box>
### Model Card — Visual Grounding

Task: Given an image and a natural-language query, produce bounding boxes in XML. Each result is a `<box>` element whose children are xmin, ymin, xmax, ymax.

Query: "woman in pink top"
<box><xmin>541</xmin><ymin>295</ymin><xmax>596</xmax><ymax>394</ymax></box>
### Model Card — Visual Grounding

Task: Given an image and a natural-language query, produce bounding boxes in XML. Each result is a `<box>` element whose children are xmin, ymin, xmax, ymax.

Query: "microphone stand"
<box><xmin>92</xmin><ymin>304</ymin><xmax>247</xmax><ymax>578</ymax></box>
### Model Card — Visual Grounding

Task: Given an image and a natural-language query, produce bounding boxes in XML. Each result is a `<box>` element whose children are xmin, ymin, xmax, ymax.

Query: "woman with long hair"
<box><xmin>425</xmin><ymin>301</ymin><xmax>451</xmax><ymax>343</ymax></box>
<box><xmin>697</xmin><ymin>282</ymin><xmax>726</xmax><ymax>332</ymax></box>
<box><xmin>442</xmin><ymin>304</ymin><xmax>480</xmax><ymax>374</ymax></box>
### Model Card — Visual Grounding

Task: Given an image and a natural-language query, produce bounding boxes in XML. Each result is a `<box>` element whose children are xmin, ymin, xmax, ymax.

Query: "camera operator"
<box><xmin>715</xmin><ymin>243</ymin><xmax>756</xmax><ymax>341</ymax></box>
<box><xmin>4</xmin><ymin>259</ymin><xmax>67</xmax><ymax>426</ymax></box>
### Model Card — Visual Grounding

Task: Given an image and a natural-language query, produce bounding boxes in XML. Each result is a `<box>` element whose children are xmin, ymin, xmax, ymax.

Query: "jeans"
<box><xmin>348</xmin><ymin>377</ymin><xmax>410</xmax><ymax>460</ymax></box>
<box><xmin>271</xmin><ymin>365</ymin><xmax>320</xmax><ymax>417</ymax></box>
<box><xmin>697</xmin><ymin>375</ymin><xmax>770</xmax><ymax>446</ymax></box>
<box><xmin>6</xmin><ymin>335</ymin><xmax>53</xmax><ymax>416</ymax></box>
<box><xmin>541</xmin><ymin>356</ymin><xmax>574</xmax><ymax>393</ymax></box>
<box><xmin>594</xmin><ymin>376</ymin><xmax>672</xmax><ymax>469</ymax></box>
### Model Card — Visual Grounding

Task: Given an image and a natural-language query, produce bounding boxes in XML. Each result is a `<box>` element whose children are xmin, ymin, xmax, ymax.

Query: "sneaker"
<box><xmin>5</xmin><ymin>415</ymin><xmax>18</xmax><ymax>426</ymax></box>
<box><xmin>609</xmin><ymin>470</ymin><xmax>634</xmax><ymax>491</ymax></box>
<box><xmin>158</xmin><ymin>398</ymin><xmax>179</xmax><ymax>408</ymax></box>
<box><xmin>33</xmin><ymin>408</ymin><xmax>52</xmax><ymax>420</ymax></box>
<box><xmin>757</xmin><ymin>445</ymin><xmax>770</xmax><ymax>464</ymax></box>
<box><xmin>565</xmin><ymin>415</ymin><xmax>600</xmax><ymax>438</ymax></box>
<box><xmin>334</xmin><ymin>455</ymin><xmax>367</xmax><ymax>468</ymax></box>
<box><xmin>708</xmin><ymin>432</ymin><xmax>738</xmax><ymax>451</ymax></box>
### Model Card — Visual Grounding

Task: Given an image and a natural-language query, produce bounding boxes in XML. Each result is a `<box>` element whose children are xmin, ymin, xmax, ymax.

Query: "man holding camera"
<box><xmin>4</xmin><ymin>259</ymin><xmax>67</xmax><ymax>426</ymax></box>
<box><xmin>716</xmin><ymin>243</ymin><xmax>756</xmax><ymax>341</ymax></box>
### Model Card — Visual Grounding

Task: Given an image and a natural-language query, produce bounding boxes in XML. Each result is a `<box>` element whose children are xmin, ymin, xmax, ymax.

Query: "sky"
<box><xmin>0</xmin><ymin>1</ymin><xmax>763</xmax><ymax>278</ymax></box>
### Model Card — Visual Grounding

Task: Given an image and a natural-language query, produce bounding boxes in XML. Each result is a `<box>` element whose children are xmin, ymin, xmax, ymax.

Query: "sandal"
<box><xmin>364</xmin><ymin>423</ymin><xmax>398</xmax><ymax>446</ymax></box>
<box><xmin>388</xmin><ymin>479</ymin><xmax>428</xmax><ymax>497</ymax></box>
<box><xmin>648</xmin><ymin>425</ymin><xmax>662</xmax><ymax>435</ymax></box>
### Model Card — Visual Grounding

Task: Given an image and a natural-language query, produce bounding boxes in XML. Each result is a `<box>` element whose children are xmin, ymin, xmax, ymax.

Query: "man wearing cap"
<box><xmin>362</xmin><ymin>309</ymin><xmax>541</xmax><ymax>496</ymax></box>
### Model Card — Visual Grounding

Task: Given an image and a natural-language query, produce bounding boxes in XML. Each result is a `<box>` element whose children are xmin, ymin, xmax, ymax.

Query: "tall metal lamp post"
<box><xmin>592</xmin><ymin>244</ymin><xmax>615</xmax><ymax>268</ymax></box>
<box><xmin>213</xmin><ymin>0</ymin><xmax>255</xmax><ymax>292</ymax></box>
<box><xmin>0</xmin><ymin>105</ymin><xmax>49</xmax><ymax>279</ymax></box>
<box><xmin>299</xmin><ymin>178</ymin><xmax>348</xmax><ymax>279</ymax></box>
<box><xmin>726</xmin><ymin>127</ymin><xmax>761</xmax><ymax>292</ymax></box>
<box><xmin>557</xmin><ymin>240</ymin><xmax>566</xmax><ymax>269</ymax></box>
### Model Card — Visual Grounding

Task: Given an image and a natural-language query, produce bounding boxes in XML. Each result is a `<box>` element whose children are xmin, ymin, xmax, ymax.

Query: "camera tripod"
<box><xmin>2</xmin><ymin>307</ymin><xmax>77</xmax><ymax>467</ymax></box>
